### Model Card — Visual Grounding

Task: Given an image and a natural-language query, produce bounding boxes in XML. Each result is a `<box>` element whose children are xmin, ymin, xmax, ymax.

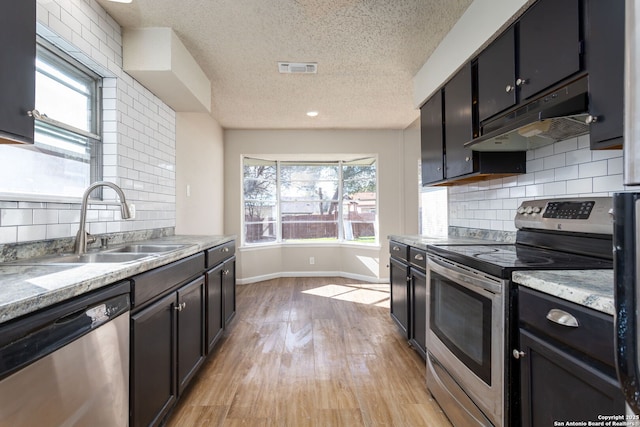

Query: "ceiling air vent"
<box><xmin>278</xmin><ymin>62</ymin><xmax>317</xmax><ymax>74</ymax></box>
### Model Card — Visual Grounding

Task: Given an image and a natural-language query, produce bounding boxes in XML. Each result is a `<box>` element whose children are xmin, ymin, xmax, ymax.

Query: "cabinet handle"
<box><xmin>392</xmin><ymin>246</ymin><xmax>400</xmax><ymax>252</ymax></box>
<box><xmin>437</xmin><ymin>167</ymin><xmax>442</xmax><ymax>171</ymax></box>
<box><xmin>174</xmin><ymin>302</ymin><xmax>186</xmax><ymax>312</ymax></box>
<box><xmin>223</xmin><ymin>269</ymin><xmax>230</xmax><ymax>275</ymax></box>
<box><xmin>585</xmin><ymin>115</ymin><xmax>599</xmax><ymax>124</ymax></box>
<box><xmin>414</xmin><ymin>254</ymin><xmax>424</xmax><ymax>261</ymax></box>
<box><xmin>546</xmin><ymin>309</ymin><xmax>579</xmax><ymax>327</ymax></box>
<box><xmin>505</xmin><ymin>84</ymin><xmax>514</xmax><ymax>93</ymax></box>
<box><xmin>406</xmin><ymin>276</ymin><xmax>411</xmax><ymax>282</ymax></box>
<box><xmin>26</xmin><ymin>109</ymin><xmax>43</xmax><ymax>119</ymax></box>
<box><xmin>465</xmin><ymin>156</ymin><xmax>471</xmax><ymax>162</ymax></box>
<box><xmin>512</xmin><ymin>349</ymin><xmax>526</xmax><ymax>359</ymax></box>
<box><xmin>516</xmin><ymin>78</ymin><xmax>528</xmax><ymax>86</ymax></box>
<box><xmin>222</xmin><ymin>247</ymin><xmax>229</xmax><ymax>253</ymax></box>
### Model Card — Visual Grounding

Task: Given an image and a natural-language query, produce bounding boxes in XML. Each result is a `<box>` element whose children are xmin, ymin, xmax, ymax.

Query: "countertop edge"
<box><xmin>512</xmin><ymin>270</ymin><xmax>615</xmax><ymax>316</ymax></box>
<box><xmin>0</xmin><ymin>235</ymin><xmax>235</xmax><ymax>324</ymax></box>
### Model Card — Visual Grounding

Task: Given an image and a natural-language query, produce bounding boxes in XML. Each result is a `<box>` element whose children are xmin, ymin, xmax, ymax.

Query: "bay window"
<box><xmin>243</xmin><ymin>157</ymin><xmax>377</xmax><ymax>245</ymax></box>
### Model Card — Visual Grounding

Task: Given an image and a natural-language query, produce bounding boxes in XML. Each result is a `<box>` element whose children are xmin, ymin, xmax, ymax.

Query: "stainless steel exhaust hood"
<box><xmin>465</xmin><ymin>76</ymin><xmax>590</xmax><ymax>152</ymax></box>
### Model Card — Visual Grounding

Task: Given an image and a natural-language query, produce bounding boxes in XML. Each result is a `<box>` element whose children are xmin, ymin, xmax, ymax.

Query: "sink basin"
<box><xmin>107</xmin><ymin>244</ymin><xmax>187</xmax><ymax>254</ymax></box>
<box><xmin>14</xmin><ymin>252</ymin><xmax>155</xmax><ymax>264</ymax></box>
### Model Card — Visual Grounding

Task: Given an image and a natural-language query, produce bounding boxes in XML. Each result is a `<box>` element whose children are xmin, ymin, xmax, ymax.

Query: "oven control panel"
<box><xmin>515</xmin><ymin>197</ymin><xmax>613</xmax><ymax>234</ymax></box>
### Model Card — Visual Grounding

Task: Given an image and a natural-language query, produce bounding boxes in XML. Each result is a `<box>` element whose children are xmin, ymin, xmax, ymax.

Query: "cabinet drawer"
<box><xmin>206</xmin><ymin>241</ymin><xmax>235</xmax><ymax>268</ymax></box>
<box><xmin>389</xmin><ymin>241</ymin><xmax>408</xmax><ymax>263</ymax></box>
<box><xmin>409</xmin><ymin>247</ymin><xmax>426</xmax><ymax>271</ymax></box>
<box><xmin>519</xmin><ymin>287</ymin><xmax>614</xmax><ymax>367</ymax></box>
<box><xmin>131</xmin><ymin>253</ymin><xmax>205</xmax><ymax>308</ymax></box>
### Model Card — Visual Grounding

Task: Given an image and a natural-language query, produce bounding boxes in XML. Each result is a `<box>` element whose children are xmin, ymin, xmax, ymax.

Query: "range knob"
<box><xmin>517</xmin><ymin>206</ymin><xmax>526</xmax><ymax>214</ymax></box>
<box><xmin>532</xmin><ymin>206</ymin><xmax>542</xmax><ymax>214</ymax></box>
<box><xmin>524</xmin><ymin>206</ymin><xmax>534</xmax><ymax>214</ymax></box>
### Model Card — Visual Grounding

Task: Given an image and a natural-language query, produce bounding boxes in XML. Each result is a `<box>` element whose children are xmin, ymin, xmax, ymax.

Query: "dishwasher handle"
<box><xmin>0</xmin><ymin>282</ymin><xmax>130</xmax><ymax>380</ymax></box>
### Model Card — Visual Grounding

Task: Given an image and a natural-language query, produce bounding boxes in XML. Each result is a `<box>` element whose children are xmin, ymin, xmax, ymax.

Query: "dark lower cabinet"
<box><xmin>206</xmin><ymin>263</ymin><xmax>224</xmax><ymax>352</ymax></box>
<box><xmin>222</xmin><ymin>257</ymin><xmax>236</xmax><ymax>327</ymax></box>
<box><xmin>517</xmin><ymin>287</ymin><xmax>626</xmax><ymax>427</ymax></box>
<box><xmin>130</xmin><ymin>276</ymin><xmax>205</xmax><ymax>427</ymax></box>
<box><xmin>409</xmin><ymin>267</ymin><xmax>426</xmax><ymax>359</ymax></box>
<box><xmin>130</xmin><ymin>293</ymin><xmax>176</xmax><ymax>427</ymax></box>
<box><xmin>177</xmin><ymin>277</ymin><xmax>206</xmax><ymax>395</ymax></box>
<box><xmin>519</xmin><ymin>330</ymin><xmax>625</xmax><ymax>427</ymax></box>
<box><xmin>390</xmin><ymin>257</ymin><xmax>410</xmax><ymax>336</ymax></box>
<box><xmin>389</xmin><ymin>241</ymin><xmax>410</xmax><ymax>337</ymax></box>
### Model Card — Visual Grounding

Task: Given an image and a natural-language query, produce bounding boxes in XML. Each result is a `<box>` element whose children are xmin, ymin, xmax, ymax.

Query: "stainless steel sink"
<box><xmin>106</xmin><ymin>244</ymin><xmax>187</xmax><ymax>254</ymax></box>
<box><xmin>12</xmin><ymin>252</ymin><xmax>155</xmax><ymax>265</ymax></box>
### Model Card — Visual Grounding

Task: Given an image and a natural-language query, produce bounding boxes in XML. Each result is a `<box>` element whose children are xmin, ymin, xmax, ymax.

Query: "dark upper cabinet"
<box><xmin>0</xmin><ymin>1</ymin><xmax>35</xmax><ymax>144</ymax></box>
<box><xmin>584</xmin><ymin>0</ymin><xmax>624</xmax><ymax>149</ymax></box>
<box><xmin>477</xmin><ymin>27</ymin><xmax>516</xmax><ymax>122</ymax></box>
<box><xmin>444</xmin><ymin>63</ymin><xmax>474</xmax><ymax>178</ymax></box>
<box><xmin>420</xmin><ymin>90</ymin><xmax>444</xmax><ymax>184</ymax></box>
<box><xmin>518</xmin><ymin>0</ymin><xmax>581</xmax><ymax>100</ymax></box>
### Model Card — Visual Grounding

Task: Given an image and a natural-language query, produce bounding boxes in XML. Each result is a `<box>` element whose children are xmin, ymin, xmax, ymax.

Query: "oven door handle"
<box><xmin>427</xmin><ymin>254</ymin><xmax>503</xmax><ymax>295</ymax></box>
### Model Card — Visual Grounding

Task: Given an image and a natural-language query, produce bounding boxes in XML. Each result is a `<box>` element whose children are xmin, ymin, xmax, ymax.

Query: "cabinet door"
<box><xmin>131</xmin><ymin>293</ymin><xmax>176</xmax><ymax>427</ymax></box>
<box><xmin>444</xmin><ymin>63</ymin><xmax>474</xmax><ymax>178</ymax></box>
<box><xmin>409</xmin><ymin>267</ymin><xmax>426</xmax><ymax>360</ymax></box>
<box><xmin>177</xmin><ymin>276</ymin><xmax>206</xmax><ymax>394</ymax></box>
<box><xmin>206</xmin><ymin>264</ymin><xmax>224</xmax><ymax>352</ymax></box>
<box><xmin>585</xmin><ymin>0</ymin><xmax>624</xmax><ymax>149</ymax></box>
<box><xmin>477</xmin><ymin>27</ymin><xmax>516</xmax><ymax>122</ymax></box>
<box><xmin>389</xmin><ymin>257</ymin><xmax>410</xmax><ymax>337</ymax></box>
<box><xmin>0</xmin><ymin>1</ymin><xmax>35</xmax><ymax>143</ymax></box>
<box><xmin>518</xmin><ymin>0</ymin><xmax>581</xmax><ymax>100</ymax></box>
<box><xmin>519</xmin><ymin>329</ymin><xmax>626</xmax><ymax>427</ymax></box>
<box><xmin>420</xmin><ymin>90</ymin><xmax>444</xmax><ymax>184</ymax></box>
<box><xmin>222</xmin><ymin>257</ymin><xmax>236</xmax><ymax>327</ymax></box>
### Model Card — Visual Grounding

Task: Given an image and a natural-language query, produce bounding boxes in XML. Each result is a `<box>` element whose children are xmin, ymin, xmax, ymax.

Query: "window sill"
<box><xmin>241</xmin><ymin>241</ymin><xmax>381</xmax><ymax>251</ymax></box>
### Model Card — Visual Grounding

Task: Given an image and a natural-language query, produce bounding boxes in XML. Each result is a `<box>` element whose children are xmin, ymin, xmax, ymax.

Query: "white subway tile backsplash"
<box><xmin>18</xmin><ymin>225</ymin><xmax>47</xmax><ymax>242</ymax></box>
<box><xmin>566</xmin><ymin>178</ymin><xmax>593</xmax><ymax>194</ymax></box>
<box><xmin>448</xmin><ymin>137</ymin><xmax>625</xmax><ymax>232</ymax></box>
<box><xmin>2</xmin><ymin>210</ymin><xmax>33</xmax><ymax>227</ymax></box>
<box><xmin>593</xmin><ymin>174</ymin><xmax>624</xmax><ymax>193</ymax></box>
<box><xmin>579</xmin><ymin>160</ymin><xmax>608</xmax><ymax>178</ymax></box>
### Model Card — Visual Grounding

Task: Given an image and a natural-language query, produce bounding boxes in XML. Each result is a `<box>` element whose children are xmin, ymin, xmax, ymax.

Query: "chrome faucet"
<box><xmin>74</xmin><ymin>181</ymin><xmax>132</xmax><ymax>255</ymax></box>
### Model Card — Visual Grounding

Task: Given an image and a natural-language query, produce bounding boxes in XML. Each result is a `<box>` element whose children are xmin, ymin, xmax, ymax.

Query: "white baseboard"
<box><xmin>236</xmin><ymin>271</ymin><xmax>389</xmax><ymax>285</ymax></box>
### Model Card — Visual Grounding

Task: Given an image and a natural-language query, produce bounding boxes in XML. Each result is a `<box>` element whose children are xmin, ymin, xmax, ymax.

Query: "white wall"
<box><xmin>224</xmin><ymin>129</ymin><xmax>418</xmax><ymax>283</ymax></box>
<box><xmin>175</xmin><ymin>113</ymin><xmax>224</xmax><ymax>235</ymax></box>
<box><xmin>448</xmin><ymin>135</ymin><xmax>625</xmax><ymax>231</ymax></box>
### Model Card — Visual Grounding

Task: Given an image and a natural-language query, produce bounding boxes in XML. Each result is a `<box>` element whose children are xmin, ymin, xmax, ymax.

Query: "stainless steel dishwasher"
<box><xmin>0</xmin><ymin>281</ymin><xmax>130</xmax><ymax>427</ymax></box>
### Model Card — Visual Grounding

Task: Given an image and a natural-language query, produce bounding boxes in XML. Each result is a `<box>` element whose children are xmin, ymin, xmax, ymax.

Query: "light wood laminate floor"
<box><xmin>167</xmin><ymin>276</ymin><xmax>452</xmax><ymax>426</ymax></box>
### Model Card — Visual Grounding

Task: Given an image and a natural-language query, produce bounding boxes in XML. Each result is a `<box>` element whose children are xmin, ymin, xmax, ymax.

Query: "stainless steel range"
<box><xmin>425</xmin><ymin>197</ymin><xmax>614</xmax><ymax>426</ymax></box>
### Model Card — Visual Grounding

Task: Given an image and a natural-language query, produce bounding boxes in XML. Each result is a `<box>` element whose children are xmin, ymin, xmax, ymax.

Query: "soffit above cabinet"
<box><xmin>123</xmin><ymin>27</ymin><xmax>211</xmax><ymax>113</ymax></box>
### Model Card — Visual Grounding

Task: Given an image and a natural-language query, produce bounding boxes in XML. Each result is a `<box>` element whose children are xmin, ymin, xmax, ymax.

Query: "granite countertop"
<box><xmin>0</xmin><ymin>234</ymin><xmax>235</xmax><ymax>325</ymax></box>
<box><xmin>512</xmin><ymin>270</ymin><xmax>615</xmax><ymax>316</ymax></box>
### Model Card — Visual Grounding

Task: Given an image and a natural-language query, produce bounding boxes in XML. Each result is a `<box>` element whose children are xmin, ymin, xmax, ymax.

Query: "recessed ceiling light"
<box><xmin>306</xmin><ymin>111</ymin><xmax>319</xmax><ymax>117</ymax></box>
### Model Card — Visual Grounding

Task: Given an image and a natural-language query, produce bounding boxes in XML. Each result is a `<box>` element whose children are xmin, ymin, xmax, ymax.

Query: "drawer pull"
<box><xmin>222</xmin><ymin>247</ymin><xmax>229</xmax><ymax>253</ymax></box>
<box><xmin>414</xmin><ymin>254</ymin><xmax>425</xmax><ymax>261</ymax></box>
<box><xmin>392</xmin><ymin>246</ymin><xmax>400</xmax><ymax>252</ymax></box>
<box><xmin>546</xmin><ymin>309</ymin><xmax>579</xmax><ymax>327</ymax></box>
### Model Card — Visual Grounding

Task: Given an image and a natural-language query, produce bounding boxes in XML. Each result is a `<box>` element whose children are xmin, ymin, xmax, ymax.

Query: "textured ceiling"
<box><xmin>96</xmin><ymin>0</ymin><xmax>473</xmax><ymax>130</ymax></box>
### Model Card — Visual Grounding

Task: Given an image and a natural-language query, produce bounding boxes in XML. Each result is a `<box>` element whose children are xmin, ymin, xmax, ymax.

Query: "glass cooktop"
<box><xmin>428</xmin><ymin>244</ymin><xmax>613</xmax><ymax>279</ymax></box>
